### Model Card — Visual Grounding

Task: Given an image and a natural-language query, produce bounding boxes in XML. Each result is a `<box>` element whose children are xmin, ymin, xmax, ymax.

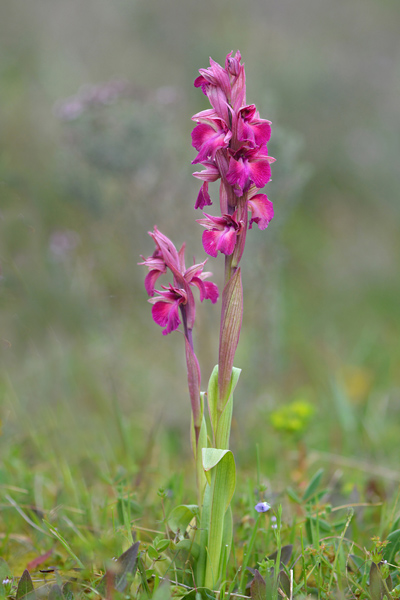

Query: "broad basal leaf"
<box><xmin>96</xmin><ymin>541</ymin><xmax>140</xmax><ymax>595</ymax></box>
<box><xmin>16</xmin><ymin>570</ymin><xmax>35</xmax><ymax>600</ymax></box>
<box><xmin>250</xmin><ymin>569</ymin><xmax>266</xmax><ymax>600</ymax></box>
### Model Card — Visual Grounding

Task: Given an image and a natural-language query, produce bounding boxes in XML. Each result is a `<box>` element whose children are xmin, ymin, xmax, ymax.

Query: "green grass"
<box><xmin>1</xmin><ymin>376</ymin><xmax>400</xmax><ymax>600</ymax></box>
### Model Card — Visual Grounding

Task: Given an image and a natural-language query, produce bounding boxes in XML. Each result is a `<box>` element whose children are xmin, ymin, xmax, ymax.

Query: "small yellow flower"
<box><xmin>342</xmin><ymin>365</ymin><xmax>372</xmax><ymax>403</ymax></box>
<box><xmin>270</xmin><ymin>397</ymin><xmax>314</xmax><ymax>434</ymax></box>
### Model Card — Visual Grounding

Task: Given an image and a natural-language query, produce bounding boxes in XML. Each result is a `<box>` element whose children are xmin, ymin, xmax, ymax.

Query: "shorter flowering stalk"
<box><xmin>139</xmin><ymin>227</ymin><xmax>218</xmax><ymax>443</ymax></box>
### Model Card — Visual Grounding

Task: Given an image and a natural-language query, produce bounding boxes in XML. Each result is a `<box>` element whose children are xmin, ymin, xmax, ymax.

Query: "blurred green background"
<box><xmin>1</xmin><ymin>0</ymin><xmax>399</xmax><ymax>482</ymax></box>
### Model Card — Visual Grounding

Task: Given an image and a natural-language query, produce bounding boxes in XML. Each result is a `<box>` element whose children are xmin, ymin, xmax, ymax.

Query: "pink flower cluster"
<box><xmin>139</xmin><ymin>227</ymin><xmax>218</xmax><ymax>336</ymax></box>
<box><xmin>192</xmin><ymin>52</ymin><xmax>275</xmax><ymax>260</ymax></box>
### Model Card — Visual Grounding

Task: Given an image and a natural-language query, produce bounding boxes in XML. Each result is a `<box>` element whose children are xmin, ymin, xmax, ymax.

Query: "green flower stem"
<box><xmin>191</xmin><ymin>392</ymin><xmax>208</xmax><ymax>506</ymax></box>
<box><xmin>202</xmin><ymin>449</ymin><xmax>236</xmax><ymax>589</ymax></box>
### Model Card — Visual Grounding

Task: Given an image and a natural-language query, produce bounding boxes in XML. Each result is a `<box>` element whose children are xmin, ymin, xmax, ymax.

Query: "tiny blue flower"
<box><xmin>255</xmin><ymin>501</ymin><xmax>271</xmax><ymax>513</ymax></box>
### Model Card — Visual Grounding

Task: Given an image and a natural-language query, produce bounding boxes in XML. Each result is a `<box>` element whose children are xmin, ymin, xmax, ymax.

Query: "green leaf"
<box><xmin>145</xmin><ymin>568</ymin><xmax>155</xmax><ymax>579</ymax></box>
<box><xmin>43</xmin><ymin>520</ymin><xmax>85</xmax><ymax>568</ymax></box>
<box><xmin>48</xmin><ymin>585</ymin><xmax>64</xmax><ymax>600</ymax></box>
<box><xmin>202</xmin><ymin>449</ymin><xmax>236</xmax><ymax>507</ymax></box>
<box><xmin>0</xmin><ymin>559</ymin><xmax>11</xmax><ymax>581</ymax></box>
<box><xmin>391</xmin><ymin>516</ymin><xmax>400</xmax><ymax>533</ymax></box>
<box><xmin>156</xmin><ymin>539</ymin><xmax>170</xmax><ymax>553</ymax></box>
<box><xmin>16</xmin><ymin>570</ymin><xmax>35</xmax><ymax>600</ymax></box>
<box><xmin>152</xmin><ymin>581</ymin><xmax>171</xmax><ymax>600</ymax></box>
<box><xmin>180</xmin><ymin>587</ymin><xmax>215</xmax><ymax>600</ymax></box>
<box><xmin>305</xmin><ymin>516</ymin><xmax>332</xmax><ymax>544</ymax></box>
<box><xmin>62</xmin><ymin>583</ymin><xmax>74</xmax><ymax>600</ymax></box>
<box><xmin>206</xmin><ymin>366</ymin><xmax>241</xmax><ymax>450</ymax></box>
<box><xmin>369</xmin><ymin>562</ymin><xmax>384</xmax><ymax>600</ymax></box>
<box><xmin>268</xmin><ymin>545</ymin><xmax>293</xmax><ymax>568</ymax></box>
<box><xmin>278</xmin><ymin>570</ymin><xmax>290</xmax><ymax>597</ymax></box>
<box><xmin>113</xmin><ymin>541</ymin><xmax>140</xmax><ymax>592</ymax></box>
<box><xmin>221</xmin><ymin>505</ymin><xmax>233</xmax><ymax>571</ymax></box>
<box><xmin>383</xmin><ymin>528</ymin><xmax>400</xmax><ymax>564</ymax></box>
<box><xmin>148</xmin><ymin>545</ymin><xmax>159</xmax><ymax>561</ymax></box>
<box><xmin>202</xmin><ymin>449</ymin><xmax>236</xmax><ymax>588</ymax></box>
<box><xmin>174</xmin><ymin>539</ymin><xmax>200</xmax><ymax>559</ymax></box>
<box><xmin>167</xmin><ymin>505</ymin><xmax>198</xmax><ymax>538</ymax></box>
<box><xmin>206</xmin><ymin>366</ymin><xmax>219</xmax><ymax>436</ymax></box>
<box><xmin>96</xmin><ymin>541</ymin><xmax>140</xmax><ymax>594</ymax></box>
<box><xmin>250</xmin><ymin>569</ymin><xmax>266</xmax><ymax>600</ymax></box>
<box><xmin>215</xmin><ymin>368</ymin><xmax>240</xmax><ymax>449</ymax></box>
<box><xmin>286</xmin><ymin>487</ymin><xmax>301</xmax><ymax>504</ymax></box>
<box><xmin>348</xmin><ymin>554</ymin><xmax>366</xmax><ymax>575</ymax></box>
<box><xmin>196</xmin><ymin>483</ymin><xmax>212</xmax><ymax>587</ymax></box>
<box><xmin>302</xmin><ymin>468</ymin><xmax>324</xmax><ymax>502</ymax></box>
<box><xmin>0</xmin><ymin>559</ymin><xmax>11</xmax><ymax>597</ymax></box>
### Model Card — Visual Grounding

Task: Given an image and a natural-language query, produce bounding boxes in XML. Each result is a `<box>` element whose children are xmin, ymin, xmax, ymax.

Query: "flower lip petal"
<box><xmin>248</xmin><ymin>157</ymin><xmax>271</xmax><ymax>189</ymax></box>
<box><xmin>248</xmin><ymin>194</ymin><xmax>274</xmax><ymax>230</ymax></box>
<box><xmin>195</xmin><ymin>182</ymin><xmax>212</xmax><ymax>210</ymax></box>
<box><xmin>151</xmin><ymin>300</ymin><xmax>181</xmax><ymax>335</ymax></box>
<box><xmin>202</xmin><ymin>280</ymin><xmax>219</xmax><ymax>303</ymax></box>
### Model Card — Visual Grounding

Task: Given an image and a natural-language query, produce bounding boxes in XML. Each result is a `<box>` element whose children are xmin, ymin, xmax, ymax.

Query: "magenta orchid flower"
<box><xmin>236</xmin><ymin>105</ymin><xmax>271</xmax><ymax>148</ymax></box>
<box><xmin>138</xmin><ymin>249</ymin><xmax>167</xmax><ymax>296</ymax></box>
<box><xmin>226</xmin><ymin>149</ymin><xmax>275</xmax><ymax>197</ymax></box>
<box><xmin>194</xmin><ymin>182</ymin><xmax>213</xmax><ymax>210</ymax></box>
<box><xmin>149</xmin><ymin>285</ymin><xmax>187</xmax><ymax>336</ymax></box>
<box><xmin>191</xmin><ymin>51</ymin><xmax>275</xmax><ymax>257</ymax></box>
<box><xmin>191</xmin><ymin>121</ymin><xmax>232</xmax><ymax>165</ymax></box>
<box><xmin>139</xmin><ymin>227</ymin><xmax>219</xmax><ymax>334</ymax></box>
<box><xmin>140</xmin><ymin>226</ymin><xmax>219</xmax><ymax>441</ymax></box>
<box><xmin>248</xmin><ymin>193</ymin><xmax>274</xmax><ymax>230</ymax></box>
<box><xmin>197</xmin><ymin>212</ymin><xmax>244</xmax><ymax>257</ymax></box>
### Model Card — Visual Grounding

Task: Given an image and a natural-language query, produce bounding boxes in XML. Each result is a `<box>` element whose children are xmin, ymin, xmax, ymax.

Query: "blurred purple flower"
<box><xmin>49</xmin><ymin>230</ymin><xmax>80</xmax><ymax>260</ymax></box>
<box><xmin>255</xmin><ymin>501</ymin><xmax>271</xmax><ymax>513</ymax></box>
<box><xmin>54</xmin><ymin>79</ymin><xmax>131</xmax><ymax>121</ymax></box>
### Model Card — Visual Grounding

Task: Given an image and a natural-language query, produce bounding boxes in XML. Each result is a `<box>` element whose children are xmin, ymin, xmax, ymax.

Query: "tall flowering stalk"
<box><xmin>140</xmin><ymin>52</ymin><xmax>274</xmax><ymax>589</ymax></box>
<box><xmin>139</xmin><ymin>227</ymin><xmax>218</xmax><ymax>444</ymax></box>
<box><xmin>192</xmin><ymin>52</ymin><xmax>274</xmax><ymax>455</ymax></box>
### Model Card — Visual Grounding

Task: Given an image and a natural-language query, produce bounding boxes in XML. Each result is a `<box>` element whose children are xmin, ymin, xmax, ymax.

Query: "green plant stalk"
<box><xmin>195</xmin><ymin>367</ymin><xmax>240</xmax><ymax>588</ymax></box>
<box><xmin>191</xmin><ymin>392</ymin><xmax>208</xmax><ymax>506</ymax></box>
<box><xmin>202</xmin><ymin>449</ymin><xmax>236</xmax><ymax>589</ymax></box>
<box><xmin>44</xmin><ymin>520</ymin><xmax>85</xmax><ymax>568</ymax></box>
<box><xmin>196</xmin><ymin>482</ymin><xmax>211</xmax><ymax>586</ymax></box>
<box><xmin>207</xmin><ymin>365</ymin><xmax>241</xmax><ymax>449</ymax></box>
